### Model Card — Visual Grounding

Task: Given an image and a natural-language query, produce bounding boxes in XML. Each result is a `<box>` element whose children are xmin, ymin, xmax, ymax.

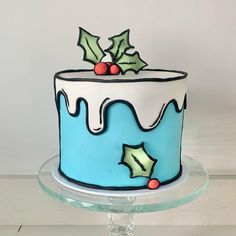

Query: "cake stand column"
<box><xmin>107</xmin><ymin>196</ymin><xmax>136</xmax><ymax>236</ymax></box>
<box><xmin>108</xmin><ymin>212</ymin><xmax>135</xmax><ymax>236</ymax></box>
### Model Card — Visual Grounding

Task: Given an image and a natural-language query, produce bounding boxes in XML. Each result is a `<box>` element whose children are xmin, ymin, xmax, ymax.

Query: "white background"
<box><xmin>0</xmin><ymin>0</ymin><xmax>235</xmax><ymax>175</ymax></box>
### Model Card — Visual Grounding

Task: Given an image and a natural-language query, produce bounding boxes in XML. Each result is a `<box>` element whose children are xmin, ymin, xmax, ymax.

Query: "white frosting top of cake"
<box><xmin>59</xmin><ymin>70</ymin><xmax>184</xmax><ymax>80</ymax></box>
<box><xmin>55</xmin><ymin>69</ymin><xmax>187</xmax><ymax>134</ymax></box>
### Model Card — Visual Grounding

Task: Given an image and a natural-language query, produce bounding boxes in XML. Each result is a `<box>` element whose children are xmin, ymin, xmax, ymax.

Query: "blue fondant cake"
<box><xmin>54</xmin><ymin>28</ymin><xmax>187</xmax><ymax>190</ymax></box>
<box><xmin>54</xmin><ymin>69</ymin><xmax>187</xmax><ymax>190</ymax></box>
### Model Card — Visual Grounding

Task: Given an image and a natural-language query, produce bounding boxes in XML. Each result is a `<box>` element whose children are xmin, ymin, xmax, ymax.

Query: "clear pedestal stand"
<box><xmin>38</xmin><ymin>155</ymin><xmax>208</xmax><ymax>236</ymax></box>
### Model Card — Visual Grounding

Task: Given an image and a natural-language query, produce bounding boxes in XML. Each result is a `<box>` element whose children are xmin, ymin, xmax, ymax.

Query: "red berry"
<box><xmin>94</xmin><ymin>62</ymin><xmax>108</xmax><ymax>75</ymax></box>
<box><xmin>148</xmin><ymin>178</ymin><xmax>160</xmax><ymax>190</ymax></box>
<box><xmin>110</xmin><ymin>64</ymin><xmax>120</xmax><ymax>75</ymax></box>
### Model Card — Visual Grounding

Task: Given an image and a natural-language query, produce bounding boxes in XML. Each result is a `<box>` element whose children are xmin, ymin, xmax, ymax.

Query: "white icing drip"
<box><xmin>55</xmin><ymin>71</ymin><xmax>187</xmax><ymax>134</ymax></box>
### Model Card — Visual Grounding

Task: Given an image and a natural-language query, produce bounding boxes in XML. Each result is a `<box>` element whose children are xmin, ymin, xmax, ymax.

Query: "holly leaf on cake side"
<box><xmin>116</xmin><ymin>52</ymin><xmax>148</xmax><ymax>74</ymax></box>
<box><xmin>119</xmin><ymin>142</ymin><xmax>157</xmax><ymax>178</ymax></box>
<box><xmin>77</xmin><ymin>27</ymin><xmax>105</xmax><ymax>65</ymax></box>
<box><xmin>105</xmin><ymin>29</ymin><xmax>134</xmax><ymax>61</ymax></box>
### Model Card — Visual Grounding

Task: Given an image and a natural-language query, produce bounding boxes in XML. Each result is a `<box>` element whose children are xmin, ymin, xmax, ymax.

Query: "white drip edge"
<box><xmin>55</xmin><ymin>71</ymin><xmax>187</xmax><ymax>134</ymax></box>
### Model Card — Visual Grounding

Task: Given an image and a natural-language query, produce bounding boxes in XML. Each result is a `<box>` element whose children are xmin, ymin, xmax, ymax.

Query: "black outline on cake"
<box><xmin>55</xmin><ymin>68</ymin><xmax>187</xmax><ymax>82</ymax></box>
<box><xmin>58</xmin><ymin>164</ymin><xmax>183</xmax><ymax>191</ymax></box>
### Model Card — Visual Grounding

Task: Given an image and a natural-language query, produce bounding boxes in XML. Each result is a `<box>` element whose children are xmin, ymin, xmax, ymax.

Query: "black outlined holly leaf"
<box><xmin>105</xmin><ymin>29</ymin><xmax>134</xmax><ymax>61</ymax></box>
<box><xmin>119</xmin><ymin>142</ymin><xmax>157</xmax><ymax>178</ymax></box>
<box><xmin>77</xmin><ymin>27</ymin><xmax>105</xmax><ymax>64</ymax></box>
<box><xmin>116</xmin><ymin>52</ymin><xmax>148</xmax><ymax>74</ymax></box>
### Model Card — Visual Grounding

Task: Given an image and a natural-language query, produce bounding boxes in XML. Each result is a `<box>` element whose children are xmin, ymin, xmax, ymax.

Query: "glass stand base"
<box><xmin>38</xmin><ymin>155</ymin><xmax>208</xmax><ymax>236</ymax></box>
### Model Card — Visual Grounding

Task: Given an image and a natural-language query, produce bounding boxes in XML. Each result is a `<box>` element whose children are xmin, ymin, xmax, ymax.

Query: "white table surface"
<box><xmin>2</xmin><ymin>225</ymin><xmax>236</xmax><ymax>236</ymax></box>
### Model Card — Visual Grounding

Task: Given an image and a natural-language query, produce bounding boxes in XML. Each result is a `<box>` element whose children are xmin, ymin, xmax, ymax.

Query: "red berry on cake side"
<box><xmin>94</xmin><ymin>62</ymin><xmax>109</xmax><ymax>75</ymax></box>
<box><xmin>110</xmin><ymin>64</ymin><xmax>120</xmax><ymax>75</ymax></box>
<box><xmin>148</xmin><ymin>178</ymin><xmax>160</xmax><ymax>190</ymax></box>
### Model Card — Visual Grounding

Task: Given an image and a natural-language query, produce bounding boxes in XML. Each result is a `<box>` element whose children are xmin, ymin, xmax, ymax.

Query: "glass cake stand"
<box><xmin>38</xmin><ymin>155</ymin><xmax>208</xmax><ymax>236</ymax></box>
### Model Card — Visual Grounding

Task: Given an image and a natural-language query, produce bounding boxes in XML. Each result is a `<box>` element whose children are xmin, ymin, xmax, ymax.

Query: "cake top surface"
<box><xmin>55</xmin><ymin>69</ymin><xmax>187</xmax><ymax>82</ymax></box>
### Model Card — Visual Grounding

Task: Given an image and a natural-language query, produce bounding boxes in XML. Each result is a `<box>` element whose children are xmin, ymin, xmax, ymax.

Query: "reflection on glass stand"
<box><xmin>38</xmin><ymin>156</ymin><xmax>208</xmax><ymax>236</ymax></box>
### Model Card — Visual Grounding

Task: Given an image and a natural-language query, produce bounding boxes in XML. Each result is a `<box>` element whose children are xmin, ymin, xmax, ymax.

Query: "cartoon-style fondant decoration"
<box><xmin>109</xmin><ymin>64</ymin><xmax>120</xmax><ymax>75</ymax></box>
<box><xmin>119</xmin><ymin>142</ymin><xmax>159</xmax><ymax>189</ymax></box>
<box><xmin>147</xmin><ymin>178</ymin><xmax>160</xmax><ymax>190</ymax></box>
<box><xmin>54</xmin><ymin>27</ymin><xmax>188</xmax><ymax>191</ymax></box>
<box><xmin>77</xmin><ymin>27</ymin><xmax>148</xmax><ymax>75</ymax></box>
<box><xmin>105</xmin><ymin>30</ymin><xmax>134</xmax><ymax>61</ymax></box>
<box><xmin>77</xmin><ymin>28</ymin><xmax>105</xmax><ymax>64</ymax></box>
<box><xmin>56</xmin><ymin>74</ymin><xmax>186</xmax><ymax>135</ymax></box>
<box><xmin>94</xmin><ymin>62</ymin><xmax>109</xmax><ymax>75</ymax></box>
<box><xmin>116</xmin><ymin>52</ymin><xmax>147</xmax><ymax>74</ymax></box>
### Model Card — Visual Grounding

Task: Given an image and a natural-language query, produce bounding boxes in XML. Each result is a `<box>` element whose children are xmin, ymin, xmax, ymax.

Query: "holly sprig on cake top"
<box><xmin>77</xmin><ymin>27</ymin><xmax>148</xmax><ymax>75</ymax></box>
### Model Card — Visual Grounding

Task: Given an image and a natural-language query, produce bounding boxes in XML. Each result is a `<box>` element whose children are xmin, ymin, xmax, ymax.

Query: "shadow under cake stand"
<box><xmin>38</xmin><ymin>155</ymin><xmax>208</xmax><ymax>236</ymax></box>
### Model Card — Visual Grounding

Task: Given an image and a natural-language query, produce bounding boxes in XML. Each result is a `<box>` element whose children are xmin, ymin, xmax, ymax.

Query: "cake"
<box><xmin>54</xmin><ymin>28</ymin><xmax>188</xmax><ymax>190</ymax></box>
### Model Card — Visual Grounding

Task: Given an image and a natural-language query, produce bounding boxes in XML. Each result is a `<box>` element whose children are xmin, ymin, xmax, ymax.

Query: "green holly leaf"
<box><xmin>77</xmin><ymin>27</ymin><xmax>105</xmax><ymax>64</ymax></box>
<box><xmin>119</xmin><ymin>143</ymin><xmax>157</xmax><ymax>178</ymax></box>
<box><xmin>105</xmin><ymin>29</ymin><xmax>134</xmax><ymax>61</ymax></box>
<box><xmin>116</xmin><ymin>52</ymin><xmax>148</xmax><ymax>74</ymax></box>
